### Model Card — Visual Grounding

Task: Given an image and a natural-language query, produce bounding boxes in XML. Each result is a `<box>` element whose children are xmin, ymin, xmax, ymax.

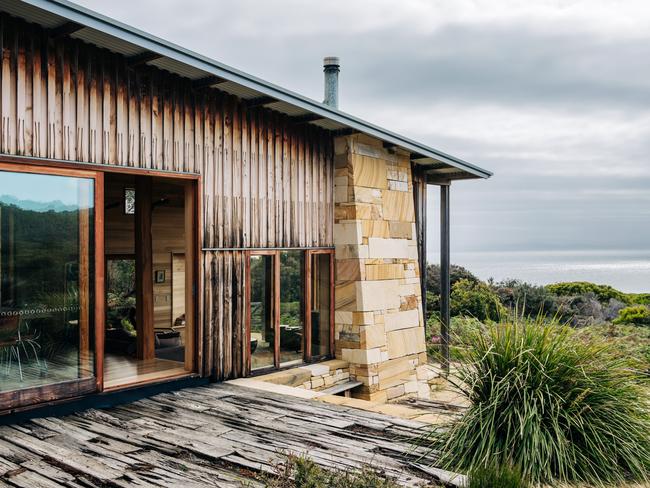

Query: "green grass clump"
<box><xmin>425</xmin><ymin>314</ymin><xmax>650</xmax><ymax>486</ymax></box>
<box><xmin>263</xmin><ymin>454</ymin><xmax>400</xmax><ymax>488</ymax></box>
<box><xmin>467</xmin><ymin>463</ymin><xmax>528</xmax><ymax>488</ymax></box>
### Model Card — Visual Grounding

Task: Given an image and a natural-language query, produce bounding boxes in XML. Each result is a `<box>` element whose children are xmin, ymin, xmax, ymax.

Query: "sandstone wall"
<box><xmin>333</xmin><ymin>135</ymin><xmax>428</xmax><ymax>402</ymax></box>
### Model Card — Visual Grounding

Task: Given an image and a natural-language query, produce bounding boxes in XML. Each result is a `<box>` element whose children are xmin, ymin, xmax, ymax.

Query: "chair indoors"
<box><xmin>0</xmin><ymin>314</ymin><xmax>42</xmax><ymax>382</ymax></box>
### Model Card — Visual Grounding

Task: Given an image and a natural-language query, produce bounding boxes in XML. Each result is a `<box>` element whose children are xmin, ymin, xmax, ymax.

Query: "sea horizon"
<box><xmin>426</xmin><ymin>249</ymin><xmax>650</xmax><ymax>294</ymax></box>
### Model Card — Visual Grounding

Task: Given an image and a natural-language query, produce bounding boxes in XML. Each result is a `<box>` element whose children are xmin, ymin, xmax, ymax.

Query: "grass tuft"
<box><xmin>424</xmin><ymin>314</ymin><xmax>650</xmax><ymax>486</ymax></box>
<box><xmin>467</xmin><ymin>463</ymin><xmax>528</xmax><ymax>488</ymax></box>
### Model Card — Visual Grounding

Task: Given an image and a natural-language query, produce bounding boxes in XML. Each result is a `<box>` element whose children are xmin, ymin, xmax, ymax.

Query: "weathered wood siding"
<box><xmin>0</xmin><ymin>13</ymin><xmax>334</xmax><ymax>380</ymax></box>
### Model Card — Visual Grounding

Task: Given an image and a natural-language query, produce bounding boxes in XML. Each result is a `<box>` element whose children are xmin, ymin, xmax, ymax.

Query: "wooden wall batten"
<box><xmin>0</xmin><ymin>12</ymin><xmax>335</xmax><ymax>381</ymax></box>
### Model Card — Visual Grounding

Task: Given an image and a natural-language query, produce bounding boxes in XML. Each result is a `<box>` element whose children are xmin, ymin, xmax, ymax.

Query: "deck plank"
<box><xmin>0</xmin><ymin>383</ymin><xmax>448</xmax><ymax>487</ymax></box>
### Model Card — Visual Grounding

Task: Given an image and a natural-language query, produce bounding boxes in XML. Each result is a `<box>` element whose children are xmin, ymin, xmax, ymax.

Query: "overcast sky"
<box><xmin>76</xmin><ymin>0</ymin><xmax>650</xmax><ymax>254</ymax></box>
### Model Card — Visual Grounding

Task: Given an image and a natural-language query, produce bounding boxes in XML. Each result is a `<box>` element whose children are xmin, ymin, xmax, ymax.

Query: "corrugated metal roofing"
<box><xmin>2</xmin><ymin>0</ymin><xmax>492</xmax><ymax>180</ymax></box>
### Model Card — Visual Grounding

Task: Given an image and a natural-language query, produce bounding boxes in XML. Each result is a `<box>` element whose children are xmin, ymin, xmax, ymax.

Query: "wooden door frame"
<box><xmin>0</xmin><ymin>161</ymin><xmax>104</xmax><ymax>409</ymax></box>
<box><xmin>102</xmin><ymin>172</ymin><xmax>201</xmax><ymax>391</ymax></box>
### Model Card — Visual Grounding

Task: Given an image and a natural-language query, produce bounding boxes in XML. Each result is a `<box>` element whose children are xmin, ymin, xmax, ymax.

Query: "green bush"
<box><xmin>425</xmin><ymin>264</ymin><xmax>480</xmax><ymax>315</ymax></box>
<box><xmin>613</xmin><ymin>305</ymin><xmax>650</xmax><ymax>326</ymax></box>
<box><xmin>263</xmin><ymin>454</ymin><xmax>399</xmax><ymax>488</ymax></box>
<box><xmin>451</xmin><ymin>279</ymin><xmax>505</xmax><ymax>322</ymax></box>
<box><xmin>546</xmin><ymin>281</ymin><xmax>629</xmax><ymax>304</ymax></box>
<box><xmin>467</xmin><ymin>464</ymin><xmax>528</xmax><ymax>488</ymax></box>
<box><xmin>425</xmin><ymin>315</ymin><xmax>650</xmax><ymax>486</ymax></box>
<box><xmin>630</xmin><ymin>293</ymin><xmax>650</xmax><ymax>305</ymax></box>
<box><xmin>492</xmin><ymin>279</ymin><xmax>560</xmax><ymax>318</ymax></box>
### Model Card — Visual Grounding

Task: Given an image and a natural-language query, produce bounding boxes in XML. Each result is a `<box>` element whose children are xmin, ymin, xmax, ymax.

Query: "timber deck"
<box><xmin>0</xmin><ymin>383</ymin><xmax>455</xmax><ymax>487</ymax></box>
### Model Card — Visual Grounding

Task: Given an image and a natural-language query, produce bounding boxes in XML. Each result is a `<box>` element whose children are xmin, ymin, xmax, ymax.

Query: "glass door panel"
<box><xmin>249</xmin><ymin>254</ymin><xmax>275</xmax><ymax>370</ymax></box>
<box><xmin>279</xmin><ymin>251</ymin><xmax>304</xmax><ymax>365</ymax></box>
<box><xmin>310</xmin><ymin>253</ymin><xmax>332</xmax><ymax>358</ymax></box>
<box><xmin>0</xmin><ymin>169</ymin><xmax>96</xmax><ymax>398</ymax></box>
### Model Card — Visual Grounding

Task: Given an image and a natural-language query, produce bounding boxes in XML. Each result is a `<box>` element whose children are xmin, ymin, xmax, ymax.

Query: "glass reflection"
<box><xmin>310</xmin><ymin>254</ymin><xmax>331</xmax><ymax>358</ymax></box>
<box><xmin>279</xmin><ymin>251</ymin><xmax>304</xmax><ymax>365</ymax></box>
<box><xmin>0</xmin><ymin>170</ymin><xmax>94</xmax><ymax>393</ymax></box>
<box><xmin>250</xmin><ymin>255</ymin><xmax>274</xmax><ymax>370</ymax></box>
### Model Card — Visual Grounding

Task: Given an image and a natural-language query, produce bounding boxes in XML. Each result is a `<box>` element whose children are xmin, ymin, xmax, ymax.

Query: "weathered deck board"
<box><xmin>0</xmin><ymin>383</ymin><xmax>446</xmax><ymax>487</ymax></box>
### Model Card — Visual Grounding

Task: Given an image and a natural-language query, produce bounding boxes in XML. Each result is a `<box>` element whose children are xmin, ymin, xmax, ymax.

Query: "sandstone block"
<box><xmin>335</xmin><ymin>281</ymin><xmax>356</xmax><ymax>311</ymax></box>
<box><xmin>365</xmin><ymin>263</ymin><xmax>405</xmax><ymax>280</ymax></box>
<box><xmin>355</xmin><ymin>280</ymin><xmax>401</xmax><ymax>311</ymax></box>
<box><xmin>334</xmin><ymin>222</ymin><xmax>362</xmax><ymax>245</ymax></box>
<box><xmin>386</xmin><ymin>327</ymin><xmax>426</xmax><ymax>360</ymax></box>
<box><xmin>360</xmin><ymin>220</ymin><xmax>390</xmax><ymax>238</ymax></box>
<box><xmin>367</xmin><ymin>238</ymin><xmax>409</xmax><ymax>259</ymax></box>
<box><xmin>388</xmin><ymin>221</ymin><xmax>413</xmax><ymax>239</ymax></box>
<box><xmin>335</xmin><ymin>244</ymin><xmax>369</xmax><ymax>260</ymax></box>
<box><xmin>352</xmin><ymin>311</ymin><xmax>375</xmax><ymax>326</ymax></box>
<box><xmin>384</xmin><ymin>309</ymin><xmax>420</xmax><ymax>332</ymax></box>
<box><xmin>383</xmin><ymin>190</ymin><xmax>415</xmax><ymax>222</ymax></box>
<box><xmin>337</xmin><ymin>259</ymin><xmax>363</xmax><ymax>281</ymax></box>
<box><xmin>352</xmin><ymin>186</ymin><xmax>382</xmax><ymax>204</ymax></box>
<box><xmin>388</xmin><ymin>180</ymin><xmax>408</xmax><ymax>192</ymax></box>
<box><xmin>360</xmin><ymin>324</ymin><xmax>386</xmax><ymax>349</ymax></box>
<box><xmin>351</xmin><ymin>154</ymin><xmax>387</xmax><ymax>189</ymax></box>
<box><xmin>342</xmin><ymin>347</ymin><xmax>383</xmax><ymax>365</ymax></box>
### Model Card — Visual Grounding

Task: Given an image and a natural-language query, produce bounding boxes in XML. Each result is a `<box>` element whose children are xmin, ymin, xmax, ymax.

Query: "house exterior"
<box><xmin>0</xmin><ymin>0</ymin><xmax>491</xmax><ymax>415</ymax></box>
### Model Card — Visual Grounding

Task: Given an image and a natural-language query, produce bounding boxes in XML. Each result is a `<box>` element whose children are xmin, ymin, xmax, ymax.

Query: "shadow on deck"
<box><xmin>0</xmin><ymin>382</ymin><xmax>465</xmax><ymax>487</ymax></box>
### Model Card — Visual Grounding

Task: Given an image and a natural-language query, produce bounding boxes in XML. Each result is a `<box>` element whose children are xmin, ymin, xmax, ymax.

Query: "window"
<box><xmin>247</xmin><ymin>249</ymin><xmax>333</xmax><ymax>372</ymax></box>
<box><xmin>0</xmin><ymin>168</ymin><xmax>96</xmax><ymax>396</ymax></box>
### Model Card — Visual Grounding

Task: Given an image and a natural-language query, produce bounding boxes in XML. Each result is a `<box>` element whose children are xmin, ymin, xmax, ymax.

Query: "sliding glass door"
<box><xmin>0</xmin><ymin>164</ymin><xmax>102</xmax><ymax>409</ymax></box>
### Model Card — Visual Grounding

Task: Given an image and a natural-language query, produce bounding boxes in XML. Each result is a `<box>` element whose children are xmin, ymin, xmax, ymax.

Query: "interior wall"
<box><xmin>104</xmin><ymin>175</ymin><xmax>185</xmax><ymax>331</ymax></box>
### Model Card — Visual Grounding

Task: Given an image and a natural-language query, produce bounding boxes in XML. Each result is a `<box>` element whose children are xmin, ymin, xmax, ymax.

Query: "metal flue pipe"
<box><xmin>323</xmin><ymin>56</ymin><xmax>340</xmax><ymax>108</ymax></box>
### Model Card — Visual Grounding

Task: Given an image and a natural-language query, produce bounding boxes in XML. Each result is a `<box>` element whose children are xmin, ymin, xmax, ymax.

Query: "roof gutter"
<box><xmin>21</xmin><ymin>0</ymin><xmax>492</xmax><ymax>179</ymax></box>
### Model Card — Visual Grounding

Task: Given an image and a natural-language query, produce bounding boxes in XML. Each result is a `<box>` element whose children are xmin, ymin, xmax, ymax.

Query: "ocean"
<box><xmin>426</xmin><ymin>250</ymin><xmax>650</xmax><ymax>294</ymax></box>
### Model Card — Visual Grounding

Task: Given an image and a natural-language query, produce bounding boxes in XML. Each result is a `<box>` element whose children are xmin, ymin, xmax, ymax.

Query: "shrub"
<box><xmin>546</xmin><ymin>281</ymin><xmax>629</xmax><ymax>304</ymax></box>
<box><xmin>614</xmin><ymin>305</ymin><xmax>650</xmax><ymax>326</ymax></box>
<box><xmin>492</xmin><ymin>279</ymin><xmax>559</xmax><ymax>318</ymax></box>
<box><xmin>424</xmin><ymin>315</ymin><xmax>650</xmax><ymax>486</ymax></box>
<box><xmin>263</xmin><ymin>454</ymin><xmax>400</xmax><ymax>488</ymax></box>
<box><xmin>451</xmin><ymin>279</ymin><xmax>505</xmax><ymax>322</ymax></box>
<box><xmin>426</xmin><ymin>263</ymin><xmax>480</xmax><ymax>296</ymax></box>
<box><xmin>630</xmin><ymin>293</ymin><xmax>650</xmax><ymax>305</ymax></box>
<box><xmin>467</xmin><ymin>464</ymin><xmax>528</xmax><ymax>488</ymax></box>
<box><xmin>555</xmin><ymin>292</ymin><xmax>605</xmax><ymax>327</ymax></box>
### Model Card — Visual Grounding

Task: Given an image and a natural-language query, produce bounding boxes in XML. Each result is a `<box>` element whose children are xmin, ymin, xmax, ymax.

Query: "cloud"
<box><xmin>73</xmin><ymin>0</ymin><xmax>650</xmax><ymax>256</ymax></box>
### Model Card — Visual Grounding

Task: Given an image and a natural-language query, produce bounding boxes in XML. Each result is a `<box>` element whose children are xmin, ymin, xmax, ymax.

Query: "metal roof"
<box><xmin>2</xmin><ymin>0</ymin><xmax>492</xmax><ymax>181</ymax></box>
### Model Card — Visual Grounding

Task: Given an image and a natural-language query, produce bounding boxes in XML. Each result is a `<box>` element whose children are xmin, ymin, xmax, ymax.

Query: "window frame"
<box><xmin>0</xmin><ymin>161</ymin><xmax>105</xmax><ymax>410</ymax></box>
<box><xmin>246</xmin><ymin>248</ymin><xmax>334</xmax><ymax>374</ymax></box>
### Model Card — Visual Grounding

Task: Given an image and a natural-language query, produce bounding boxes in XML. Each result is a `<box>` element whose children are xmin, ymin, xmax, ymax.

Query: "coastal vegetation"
<box><xmin>425</xmin><ymin>316</ymin><xmax>650</xmax><ymax>486</ymax></box>
<box><xmin>425</xmin><ymin>264</ymin><xmax>650</xmax><ymax>373</ymax></box>
<box><xmin>424</xmin><ymin>264</ymin><xmax>650</xmax><ymax>486</ymax></box>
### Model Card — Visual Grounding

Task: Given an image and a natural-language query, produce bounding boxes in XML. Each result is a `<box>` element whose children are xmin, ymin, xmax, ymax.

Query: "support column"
<box><xmin>440</xmin><ymin>183</ymin><xmax>450</xmax><ymax>373</ymax></box>
<box><xmin>412</xmin><ymin>168</ymin><xmax>428</xmax><ymax>320</ymax></box>
<box><xmin>334</xmin><ymin>134</ymin><xmax>429</xmax><ymax>403</ymax></box>
<box><xmin>135</xmin><ymin>176</ymin><xmax>155</xmax><ymax>360</ymax></box>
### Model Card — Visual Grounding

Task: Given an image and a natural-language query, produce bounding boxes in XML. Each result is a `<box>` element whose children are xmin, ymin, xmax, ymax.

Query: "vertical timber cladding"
<box><xmin>0</xmin><ymin>14</ymin><xmax>335</xmax><ymax>381</ymax></box>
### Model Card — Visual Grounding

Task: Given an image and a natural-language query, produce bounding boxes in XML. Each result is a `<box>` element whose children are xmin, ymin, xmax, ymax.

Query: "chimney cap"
<box><xmin>323</xmin><ymin>56</ymin><xmax>340</xmax><ymax>68</ymax></box>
